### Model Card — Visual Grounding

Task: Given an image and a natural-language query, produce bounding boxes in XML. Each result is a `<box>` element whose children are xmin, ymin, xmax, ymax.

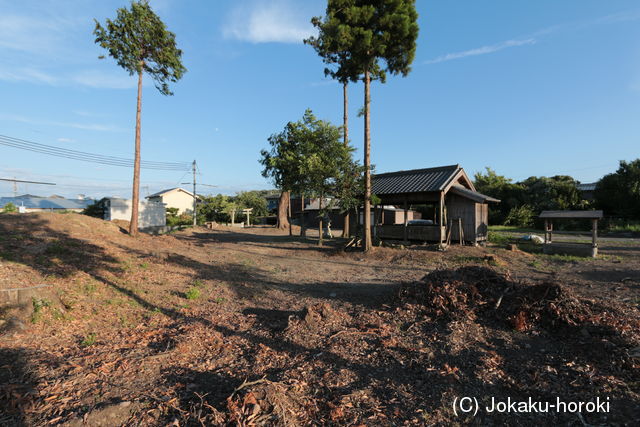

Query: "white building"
<box><xmin>146</xmin><ymin>187</ymin><xmax>200</xmax><ymax>215</ymax></box>
<box><xmin>100</xmin><ymin>198</ymin><xmax>166</xmax><ymax>229</ymax></box>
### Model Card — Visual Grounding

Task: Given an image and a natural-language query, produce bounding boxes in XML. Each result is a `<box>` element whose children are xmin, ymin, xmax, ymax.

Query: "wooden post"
<box><xmin>403</xmin><ymin>197</ymin><xmax>409</xmax><ymax>244</ymax></box>
<box><xmin>544</xmin><ymin>219</ymin><xmax>549</xmax><ymax>244</ymax></box>
<box><xmin>231</xmin><ymin>209</ymin><xmax>235</xmax><ymax>226</ymax></box>
<box><xmin>548</xmin><ymin>220</ymin><xmax>553</xmax><ymax>243</ymax></box>
<box><xmin>592</xmin><ymin>219</ymin><xmax>598</xmax><ymax>257</ymax></box>
<box><xmin>439</xmin><ymin>192</ymin><xmax>445</xmax><ymax>246</ymax></box>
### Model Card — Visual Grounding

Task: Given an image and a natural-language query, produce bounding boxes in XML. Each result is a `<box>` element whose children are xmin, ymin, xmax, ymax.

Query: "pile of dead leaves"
<box><xmin>399</xmin><ymin>266</ymin><xmax>640</xmax><ymax>340</ymax></box>
<box><xmin>284</xmin><ymin>303</ymin><xmax>351</xmax><ymax>347</ymax></box>
<box><xmin>226</xmin><ymin>379</ymin><xmax>316</xmax><ymax>426</ymax></box>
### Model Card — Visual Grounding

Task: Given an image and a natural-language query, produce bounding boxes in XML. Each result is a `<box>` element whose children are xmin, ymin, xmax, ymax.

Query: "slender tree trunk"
<box><xmin>129</xmin><ymin>69</ymin><xmax>143</xmax><ymax>236</ymax></box>
<box><xmin>363</xmin><ymin>69</ymin><xmax>372</xmax><ymax>251</ymax></box>
<box><xmin>342</xmin><ymin>81</ymin><xmax>350</xmax><ymax>238</ymax></box>
<box><xmin>300</xmin><ymin>194</ymin><xmax>306</xmax><ymax>237</ymax></box>
<box><xmin>288</xmin><ymin>192</ymin><xmax>292</xmax><ymax>236</ymax></box>
<box><xmin>277</xmin><ymin>190</ymin><xmax>290</xmax><ymax>230</ymax></box>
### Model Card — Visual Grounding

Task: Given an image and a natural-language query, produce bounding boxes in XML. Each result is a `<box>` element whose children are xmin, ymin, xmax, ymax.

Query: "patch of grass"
<box><xmin>120</xmin><ymin>260</ymin><xmax>133</xmax><ymax>272</ymax></box>
<box><xmin>31</xmin><ymin>297</ymin><xmax>52</xmax><ymax>323</ymax></box>
<box><xmin>80</xmin><ymin>333</ymin><xmax>97</xmax><ymax>347</ymax></box>
<box><xmin>605</xmin><ymin>220</ymin><xmax>640</xmax><ymax>233</ymax></box>
<box><xmin>213</xmin><ymin>297</ymin><xmax>226</xmax><ymax>304</ymax></box>
<box><xmin>540</xmin><ymin>254</ymin><xmax>590</xmax><ymax>263</ymax></box>
<box><xmin>529</xmin><ymin>259</ymin><xmax>542</xmax><ymax>269</ymax></box>
<box><xmin>45</xmin><ymin>240</ymin><xmax>71</xmax><ymax>256</ymax></box>
<box><xmin>185</xmin><ymin>287</ymin><xmax>201</xmax><ymax>300</ymax></box>
<box><xmin>83</xmin><ymin>282</ymin><xmax>98</xmax><ymax>295</ymax></box>
<box><xmin>487</xmin><ymin>232</ymin><xmax>511</xmax><ymax>245</ymax></box>
<box><xmin>240</xmin><ymin>258</ymin><xmax>255</xmax><ymax>267</ymax></box>
<box><xmin>139</xmin><ymin>262</ymin><xmax>150</xmax><ymax>269</ymax></box>
<box><xmin>453</xmin><ymin>255</ymin><xmax>484</xmax><ymax>264</ymax></box>
<box><xmin>193</xmin><ymin>279</ymin><xmax>205</xmax><ymax>288</ymax></box>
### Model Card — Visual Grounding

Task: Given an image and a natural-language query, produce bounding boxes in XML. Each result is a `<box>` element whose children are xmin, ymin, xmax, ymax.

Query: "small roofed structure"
<box><xmin>539</xmin><ymin>210</ymin><xmax>603</xmax><ymax>258</ymax></box>
<box><xmin>371</xmin><ymin>165</ymin><xmax>500</xmax><ymax>245</ymax></box>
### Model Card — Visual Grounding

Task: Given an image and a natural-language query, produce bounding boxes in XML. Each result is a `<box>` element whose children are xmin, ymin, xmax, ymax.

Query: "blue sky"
<box><xmin>1</xmin><ymin>0</ymin><xmax>639</xmax><ymax>198</ymax></box>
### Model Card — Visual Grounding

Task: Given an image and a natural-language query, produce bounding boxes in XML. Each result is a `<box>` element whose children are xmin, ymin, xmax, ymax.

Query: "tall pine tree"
<box><xmin>94</xmin><ymin>0</ymin><xmax>186</xmax><ymax>235</ymax></box>
<box><xmin>308</xmin><ymin>0</ymin><xmax>418</xmax><ymax>251</ymax></box>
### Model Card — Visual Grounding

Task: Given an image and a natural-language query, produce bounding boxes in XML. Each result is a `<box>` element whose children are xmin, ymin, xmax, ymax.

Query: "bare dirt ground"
<box><xmin>1</xmin><ymin>212</ymin><xmax>639</xmax><ymax>426</ymax></box>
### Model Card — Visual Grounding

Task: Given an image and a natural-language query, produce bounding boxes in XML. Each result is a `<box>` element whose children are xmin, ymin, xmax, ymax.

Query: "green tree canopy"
<box><xmin>234</xmin><ymin>191</ymin><xmax>269</xmax><ymax>218</ymax></box>
<box><xmin>94</xmin><ymin>0</ymin><xmax>186</xmax><ymax>95</ymax></box>
<box><xmin>595</xmin><ymin>159</ymin><xmax>640</xmax><ymax>218</ymax></box>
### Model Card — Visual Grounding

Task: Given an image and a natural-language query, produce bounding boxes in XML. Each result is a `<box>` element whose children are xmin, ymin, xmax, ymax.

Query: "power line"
<box><xmin>0</xmin><ymin>178</ymin><xmax>56</xmax><ymax>185</ymax></box>
<box><xmin>0</xmin><ymin>134</ymin><xmax>191</xmax><ymax>171</ymax></box>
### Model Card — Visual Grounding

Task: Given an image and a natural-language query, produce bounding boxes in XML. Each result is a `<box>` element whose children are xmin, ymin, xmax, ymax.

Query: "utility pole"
<box><xmin>192</xmin><ymin>160</ymin><xmax>197</xmax><ymax>226</ymax></box>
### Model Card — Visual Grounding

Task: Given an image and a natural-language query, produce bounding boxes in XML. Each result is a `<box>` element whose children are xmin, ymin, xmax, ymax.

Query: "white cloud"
<box><xmin>0</xmin><ymin>113</ymin><xmax>125</xmax><ymax>132</ymax></box>
<box><xmin>71</xmin><ymin>70</ymin><xmax>137</xmax><ymax>89</ymax></box>
<box><xmin>223</xmin><ymin>0</ymin><xmax>317</xmax><ymax>43</ymax></box>
<box><xmin>57</xmin><ymin>137</ymin><xmax>75</xmax><ymax>143</ymax></box>
<box><xmin>0</xmin><ymin>67</ymin><xmax>59</xmax><ymax>85</ymax></box>
<box><xmin>0</xmin><ymin>65</ymin><xmax>137</xmax><ymax>89</ymax></box>
<box><xmin>425</xmin><ymin>38</ymin><xmax>536</xmax><ymax>64</ymax></box>
<box><xmin>425</xmin><ymin>8</ymin><xmax>640</xmax><ymax>65</ymax></box>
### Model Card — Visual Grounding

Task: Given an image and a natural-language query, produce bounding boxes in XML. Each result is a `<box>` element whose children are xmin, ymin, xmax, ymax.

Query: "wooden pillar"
<box><xmin>592</xmin><ymin>219</ymin><xmax>598</xmax><ymax>257</ymax></box>
<box><xmin>439</xmin><ymin>192</ymin><xmax>444</xmax><ymax>245</ymax></box>
<box><xmin>548</xmin><ymin>220</ymin><xmax>553</xmax><ymax>243</ymax></box>
<box><xmin>231</xmin><ymin>209</ymin><xmax>235</xmax><ymax>226</ymax></box>
<box><xmin>403</xmin><ymin>197</ymin><xmax>409</xmax><ymax>244</ymax></box>
<box><xmin>544</xmin><ymin>219</ymin><xmax>548</xmax><ymax>244</ymax></box>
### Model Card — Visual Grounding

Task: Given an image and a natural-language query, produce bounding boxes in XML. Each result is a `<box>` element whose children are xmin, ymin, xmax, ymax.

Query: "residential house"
<box><xmin>146</xmin><ymin>187</ymin><xmax>200</xmax><ymax>215</ymax></box>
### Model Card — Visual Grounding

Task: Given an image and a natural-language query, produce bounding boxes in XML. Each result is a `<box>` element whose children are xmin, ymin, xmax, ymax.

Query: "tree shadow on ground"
<box><xmin>0</xmin><ymin>348</ymin><xmax>37</xmax><ymax>427</ymax></box>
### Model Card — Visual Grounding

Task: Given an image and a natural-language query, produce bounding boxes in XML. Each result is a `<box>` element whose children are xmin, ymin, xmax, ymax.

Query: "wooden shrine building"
<box><xmin>371</xmin><ymin>165</ymin><xmax>499</xmax><ymax>245</ymax></box>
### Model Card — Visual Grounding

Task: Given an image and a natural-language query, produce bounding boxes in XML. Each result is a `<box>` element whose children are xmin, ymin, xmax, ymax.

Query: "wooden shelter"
<box><xmin>539</xmin><ymin>210</ymin><xmax>603</xmax><ymax>258</ymax></box>
<box><xmin>371</xmin><ymin>165</ymin><xmax>499</xmax><ymax>245</ymax></box>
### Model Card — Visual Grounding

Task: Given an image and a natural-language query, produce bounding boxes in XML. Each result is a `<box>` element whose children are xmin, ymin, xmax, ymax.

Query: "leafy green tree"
<box><xmin>94</xmin><ymin>0</ymin><xmax>186</xmax><ymax>236</ymax></box>
<box><xmin>595</xmin><ymin>159</ymin><xmax>640</xmax><ymax>218</ymax></box>
<box><xmin>234</xmin><ymin>191</ymin><xmax>269</xmax><ymax>219</ymax></box>
<box><xmin>474</xmin><ymin>168</ymin><xmax>525</xmax><ymax>224</ymax></box>
<box><xmin>295</xmin><ymin>111</ymin><xmax>355</xmax><ymax>246</ymax></box>
<box><xmin>308</xmin><ymin>0</ymin><xmax>419</xmax><ymax>251</ymax></box>
<box><xmin>260</xmin><ymin>123</ymin><xmax>308</xmax><ymax>231</ymax></box>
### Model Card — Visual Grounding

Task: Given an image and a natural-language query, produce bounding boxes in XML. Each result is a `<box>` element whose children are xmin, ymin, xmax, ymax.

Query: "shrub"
<box><xmin>2</xmin><ymin>202</ymin><xmax>17</xmax><ymax>213</ymax></box>
<box><xmin>504</xmin><ymin>205</ymin><xmax>535</xmax><ymax>227</ymax></box>
<box><xmin>83</xmin><ymin>201</ymin><xmax>104</xmax><ymax>218</ymax></box>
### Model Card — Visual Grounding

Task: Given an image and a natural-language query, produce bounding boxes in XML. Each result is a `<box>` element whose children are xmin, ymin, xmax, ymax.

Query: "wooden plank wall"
<box><xmin>445</xmin><ymin>194</ymin><xmax>477</xmax><ymax>243</ymax></box>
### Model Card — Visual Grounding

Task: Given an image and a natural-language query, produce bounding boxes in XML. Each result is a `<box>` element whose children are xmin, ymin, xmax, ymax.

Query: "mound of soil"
<box><xmin>399</xmin><ymin>266</ymin><xmax>640</xmax><ymax>339</ymax></box>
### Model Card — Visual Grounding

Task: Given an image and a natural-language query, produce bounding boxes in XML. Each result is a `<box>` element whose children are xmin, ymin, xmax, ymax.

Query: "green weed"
<box><xmin>31</xmin><ymin>297</ymin><xmax>52</xmax><ymax>323</ymax></box>
<box><xmin>487</xmin><ymin>232</ymin><xmax>511</xmax><ymax>245</ymax></box>
<box><xmin>80</xmin><ymin>333</ymin><xmax>97</xmax><ymax>347</ymax></box>
<box><xmin>185</xmin><ymin>287</ymin><xmax>201</xmax><ymax>300</ymax></box>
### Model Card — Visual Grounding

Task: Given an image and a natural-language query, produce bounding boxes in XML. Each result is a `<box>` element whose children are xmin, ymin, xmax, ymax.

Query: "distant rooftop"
<box><xmin>0</xmin><ymin>196</ymin><xmax>94</xmax><ymax>210</ymax></box>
